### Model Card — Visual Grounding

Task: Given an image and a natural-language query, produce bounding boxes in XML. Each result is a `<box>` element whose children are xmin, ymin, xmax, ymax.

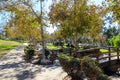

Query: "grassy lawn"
<box><xmin>100</xmin><ymin>49</ymin><xmax>108</xmax><ymax>53</ymax></box>
<box><xmin>100</xmin><ymin>48</ymin><xmax>118</xmax><ymax>56</ymax></box>
<box><xmin>0</xmin><ymin>39</ymin><xmax>22</xmax><ymax>58</ymax></box>
<box><xmin>47</xmin><ymin>44</ymin><xmax>68</xmax><ymax>50</ymax></box>
<box><xmin>47</xmin><ymin>45</ymin><xmax>61</xmax><ymax>50</ymax></box>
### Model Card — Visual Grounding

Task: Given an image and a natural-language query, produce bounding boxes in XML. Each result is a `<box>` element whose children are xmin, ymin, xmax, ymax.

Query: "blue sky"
<box><xmin>0</xmin><ymin>0</ymin><xmax>117</xmax><ymax>34</ymax></box>
<box><xmin>0</xmin><ymin>11</ymin><xmax>11</xmax><ymax>33</ymax></box>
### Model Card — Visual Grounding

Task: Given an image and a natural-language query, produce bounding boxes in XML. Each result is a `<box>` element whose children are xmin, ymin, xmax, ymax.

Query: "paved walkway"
<box><xmin>0</xmin><ymin>46</ymin><xmax>67</xmax><ymax>80</ymax></box>
<box><xmin>0</xmin><ymin>46</ymin><xmax>119</xmax><ymax>80</ymax></box>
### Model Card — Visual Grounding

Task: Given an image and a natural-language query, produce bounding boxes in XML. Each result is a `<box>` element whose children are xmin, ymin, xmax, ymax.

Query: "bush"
<box><xmin>96</xmin><ymin>74</ymin><xmax>110</xmax><ymax>80</ymax></box>
<box><xmin>109</xmin><ymin>34</ymin><xmax>120</xmax><ymax>48</ymax></box>
<box><xmin>58</xmin><ymin>54</ymin><xmax>80</xmax><ymax>74</ymax></box>
<box><xmin>58</xmin><ymin>54</ymin><xmax>82</xmax><ymax>80</ymax></box>
<box><xmin>24</xmin><ymin>44</ymin><xmax>34</xmax><ymax>62</ymax></box>
<box><xmin>58</xmin><ymin>54</ymin><xmax>110</xmax><ymax>80</ymax></box>
<box><xmin>81</xmin><ymin>56</ymin><xmax>109</xmax><ymax>80</ymax></box>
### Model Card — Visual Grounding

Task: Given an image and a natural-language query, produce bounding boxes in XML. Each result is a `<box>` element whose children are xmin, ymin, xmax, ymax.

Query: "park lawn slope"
<box><xmin>0</xmin><ymin>39</ymin><xmax>22</xmax><ymax>58</ymax></box>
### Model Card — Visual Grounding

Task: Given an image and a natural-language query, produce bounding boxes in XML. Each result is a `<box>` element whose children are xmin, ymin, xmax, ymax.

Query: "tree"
<box><xmin>113</xmin><ymin>0</ymin><xmax>120</xmax><ymax>20</ymax></box>
<box><xmin>108</xmin><ymin>0</ymin><xmax>120</xmax><ymax>26</ymax></box>
<box><xmin>0</xmin><ymin>0</ymin><xmax>44</xmax><ymax>41</ymax></box>
<box><xmin>49</xmin><ymin>0</ymin><xmax>107</xmax><ymax>48</ymax></box>
<box><xmin>103</xmin><ymin>27</ymin><xmax>119</xmax><ymax>40</ymax></box>
<box><xmin>5</xmin><ymin>8</ymin><xmax>41</xmax><ymax>40</ymax></box>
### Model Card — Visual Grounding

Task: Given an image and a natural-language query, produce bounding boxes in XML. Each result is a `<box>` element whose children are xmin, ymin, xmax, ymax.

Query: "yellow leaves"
<box><xmin>110</xmin><ymin>0</ymin><xmax>120</xmax><ymax>23</ymax></box>
<box><xmin>49</xmin><ymin>0</ymin><xmax>71</xmax><ymax>24</ymax></box>
<box><xmin>5</xmin><ymin>7</ymin><xmax>41</xmax><ymax>40</ymax></box>
<box><xmin>1</xmin><ymin>0</ymin><xmax>44</xmax><ymax>40</ymax></box>
<box><xmin>49</xmin><ymin>0</ymin><xmax>104</xmax><ymax>41</ymax></box>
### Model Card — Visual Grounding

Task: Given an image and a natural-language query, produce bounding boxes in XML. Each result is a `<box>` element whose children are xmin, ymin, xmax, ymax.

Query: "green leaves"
<box><xmin>108</xmin><ymin>0</ymin><xmax>120</xmax><ymax>23</ymax></box>
<box><xmin>58</xmin><ymin>54</ymin><xmax>109</xmax><ymax>80</ymax></box>
<box><xmin>49</xmin><ymin>0</ymin><xmax>105</xmax><ymax>46</ymax></box>
<box><xmin>1</xmin><ymin>0</ymin><xmax>43</xmax><ymax>40</ymax></box>
<box><xmin>109</xmin><ymin>34</ymin><xmax>120</xmax><ymax>48</ymax></box>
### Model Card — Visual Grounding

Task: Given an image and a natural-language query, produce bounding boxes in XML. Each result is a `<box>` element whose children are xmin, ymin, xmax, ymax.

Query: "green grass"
<box><xmin>0</xmin><ymin>39</ymin><xmax>22</xmax><ymax>58</ymax></box>
<box><xmin>100</xmin><ymin>49</ymin><xmax>108</xmax><ymax>53</ymax></box>
<box><xmin>0</xmin><ymin>44</ymin><xmax>17</xmax><ymax>50</ymax></box>
<box><xmin>0</xmin><ymin>39</ymin><xmax>22</xmax><ymax>45</ymax></box>
<box><xmin>63</xmin><ymin>45</ymin><xmax>68</xmax><ymax>48</ymax></box>
<box><xmin>47</xmin><ymin>45</ymin><xmax>61</xmax><ymax>50</ymax></box>
<box><xmin>47</xmin><ymin>44</ymin><xmax>69</xmax><ymax>50</ymax></box>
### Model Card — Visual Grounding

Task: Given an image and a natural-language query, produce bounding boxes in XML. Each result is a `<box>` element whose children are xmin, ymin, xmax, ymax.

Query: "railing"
<box><xmin>76</xmin><ymin>47</ymin><xmax>120</xmax><ymax>65</ymax></box>
<box><xmin>97</xmin><ymin>47</ymin><xmax>120</xmax><ymax>64</ymax></box>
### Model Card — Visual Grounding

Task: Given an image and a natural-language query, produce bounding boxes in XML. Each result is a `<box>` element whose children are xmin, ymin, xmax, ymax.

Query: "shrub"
<box><xmin>81</xmin><ymin>56</ymin><xmax>109</xmax><ymax>80</ymax></box>
<box><xmin>96</xmin><ymin>74</ymin><xmax>110</xmax><ymax>80</ymax></box>
<box><xmin>58</xmin><ymin>54</ymin><xmax>82</xmax><ymax>80</ymax></box>
<box><xmin>58</xmin><ymin>54</ymin><xmax>80</xmax><ymax>74</ymax></box>
<box><xmin>58</xmin><ymin>54</ymin><xmax>110</xmax><ymax>80</ymax></box>
<box><xmin>109</xmin><ymin>34</ymin><xmax>120</xmax><ymax>48</ymax></box>
<box><xmin>24</xmin><ymin>44</ymin><xmax>34</xmax><ymax>62</ymax></box>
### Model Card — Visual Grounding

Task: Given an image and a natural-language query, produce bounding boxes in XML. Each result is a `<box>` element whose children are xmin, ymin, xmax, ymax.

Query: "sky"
<box><xmin>0</xmin><ymin>10</ymin><xmax>11</xmax><ymax>33</ymax></box>
<box><xmin>0</xmin><ymin>0</ymin><xmax>118</xmax><ymax>34</ymax></box>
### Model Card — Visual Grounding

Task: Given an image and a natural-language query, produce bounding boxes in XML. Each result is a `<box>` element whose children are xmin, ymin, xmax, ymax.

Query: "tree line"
<box><xmin>0</xmin><ymin>0</ymin><xmax>119</xmax><ymax>47</ymax></box>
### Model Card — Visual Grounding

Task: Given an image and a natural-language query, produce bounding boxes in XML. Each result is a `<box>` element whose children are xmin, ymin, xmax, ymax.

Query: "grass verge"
<box><xmin>0</xmin><ymin>39</ymin><xmax>22</xmax><ymax>58</ymax></box>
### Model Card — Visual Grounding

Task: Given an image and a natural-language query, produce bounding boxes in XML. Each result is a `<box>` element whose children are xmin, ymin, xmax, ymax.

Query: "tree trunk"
<box><xmin>74</xmin><ymin>32</ymin><xmax>79</xmax><ymax>51</ymax></box>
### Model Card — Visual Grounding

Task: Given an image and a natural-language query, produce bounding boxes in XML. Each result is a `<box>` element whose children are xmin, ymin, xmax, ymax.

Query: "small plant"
<box><xmin>24</xmin><ymin>44</ymin><xmax>34</xmax><ymax>62</ymax></box>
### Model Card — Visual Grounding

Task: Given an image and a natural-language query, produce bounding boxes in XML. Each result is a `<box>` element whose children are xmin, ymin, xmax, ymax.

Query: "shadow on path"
<box><xmin>16</xmin><ymin>70</ymin><xmax>34</xmax><ymax>80</ymax></box>
<box><xmin>0</xmin><ymin>62</ymin><xmax>21</xmax><ymax>70</ymax></box>
<box><xmin>14</xmin><ymin>46</ymin><xmax>24</xmax><ymax>51</ymax></box>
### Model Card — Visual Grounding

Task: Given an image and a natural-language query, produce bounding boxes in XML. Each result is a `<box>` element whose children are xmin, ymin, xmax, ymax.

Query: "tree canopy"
<box><xmin>0</xmin><ymin>0</ymin><xmax>43</xmax><ymax>41</ymax></box>
<box><xmin>49</xmin><ymin>0</ymin><xmax>107</xmax><ymax>47</ymax></box>
<box><xmin>0</xmin><ymin>0</ymin><xmax>119</xmax><ymax>47</ymax></box>
<box><xmin>107</xmin><ymin>0</ymin><xmax>120</xmax><ymax>26</ymax></box>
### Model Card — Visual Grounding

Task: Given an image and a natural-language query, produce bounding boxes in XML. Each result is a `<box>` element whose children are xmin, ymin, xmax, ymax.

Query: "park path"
<box><xmin>0</xmin><ymin>46</ymin><xmax>119</xmax><ymax>80</ymax></box>
<box><xmin>0</xmin><ymin>46</ymin><xmax>67</xmax><ymax>80</ymax></box>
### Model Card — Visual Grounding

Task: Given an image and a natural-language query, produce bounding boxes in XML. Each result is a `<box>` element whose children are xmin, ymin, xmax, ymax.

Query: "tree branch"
<box><xmin>23</xmin><ymin>1</ymin><xmax>42</xmax><ymax>24</ymax></box>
